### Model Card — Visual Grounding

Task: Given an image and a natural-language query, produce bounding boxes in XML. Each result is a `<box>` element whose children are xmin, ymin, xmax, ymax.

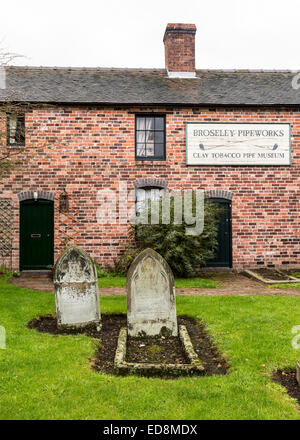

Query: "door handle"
<box><xmin>31</xmin><ymin>234</ymin><xmax>41</xmax><ymax>238</ymax></box>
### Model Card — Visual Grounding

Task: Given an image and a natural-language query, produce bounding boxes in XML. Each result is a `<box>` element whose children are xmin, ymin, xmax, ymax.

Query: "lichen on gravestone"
<box><xmin>54</xmin><ymin>246</ymin><xmax>101</xmax><ymax>329</ymax></box>
<box><xmin>127</xmin><ymin>248</ymin><xmax>178</xmax><ymax>337</ymax></box>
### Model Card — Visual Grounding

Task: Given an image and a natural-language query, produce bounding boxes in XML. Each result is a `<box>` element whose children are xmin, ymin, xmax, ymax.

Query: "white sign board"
<box><xmin>186</xmin><ymin>123</ymin><xmax>291</xmax><ymax>166</ymax></box>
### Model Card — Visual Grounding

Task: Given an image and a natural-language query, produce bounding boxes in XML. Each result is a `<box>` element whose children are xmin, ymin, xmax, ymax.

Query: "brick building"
<box><xmin>0</xmin><ymin>23</ymin><xmax>299</xmax><ymax>271</ymax></box>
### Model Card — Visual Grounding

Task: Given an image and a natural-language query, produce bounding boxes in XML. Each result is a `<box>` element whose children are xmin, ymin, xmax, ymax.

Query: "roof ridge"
<box><xmin>196</xmin><ymin>69</ymin><xmax>299</xmax><ymax>73</ymax></box>
<box><xmin>4</xmin><ymin>66</ymin><xmax>299</xmax><ymax>74</ymax></box>
<box><xmin>4</xmin><ymin>66</ymin><xmax>167</xmax><ymax>72</ymax></box>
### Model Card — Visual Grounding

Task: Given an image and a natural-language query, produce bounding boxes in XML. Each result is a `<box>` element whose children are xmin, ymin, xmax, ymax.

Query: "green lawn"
<box><xmin>1</xmin><ymin>278</ymin><xmax>300</xmax><ymax>420</ymax></box>
<box><xmin>98</xmin><ymin>276</ymin><xmax>126</xmax><ymax>288</ymax></box>
<box><xmin>272</xmin><ymin>283</ymin><xmax>300</xmax><ymax>289</ymax></box>
<box><xmin>98</xmin><ymin>276</ymin><xmax>217</xmax><ymax>289</ymax></box>
<box><xmin>271</xmin><ymin>274</ymin><xmax>300</xmax><ymax>289</ymax></box>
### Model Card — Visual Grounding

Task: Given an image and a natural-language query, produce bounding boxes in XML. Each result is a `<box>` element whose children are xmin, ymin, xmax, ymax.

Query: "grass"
<box><xmin>1</xmin><ymin>277</ymin><xmax>300</xmax><ymax>419</ymax></box>
<box><xmin>174</xmin><ymin>277</ymin><xmax>217</xmax><ymax>288</ymax></box>
<box><xmin>98</xmin><ymin>276</ymin><xmax>217</xmax><ymax>289</ymax></box>
<box><xmin>98</xmin><ymin>276</ymin><xmax>126</xmax><ymax>288</ymax></box>
<box><xmin>272</xmin><ymin>283</ymin><xmax>300</xmax><ymax>289</ymax></box>
<box><xmin>271</xmin><ymin>273</ymin><xmax>300</xmax><ymax>289</ymax></box>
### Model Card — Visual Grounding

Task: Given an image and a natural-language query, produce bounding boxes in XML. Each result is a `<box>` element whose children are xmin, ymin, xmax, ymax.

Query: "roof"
<box><xmin>0</xmin><ymin>66</ymin><xmax>299</xmax><ymax>106</ymax></box>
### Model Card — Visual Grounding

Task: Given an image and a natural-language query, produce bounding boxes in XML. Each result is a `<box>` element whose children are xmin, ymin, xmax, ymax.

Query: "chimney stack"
<box><xmin>163</xmin><ymin>23</ymin><xmax>197</xmax><ymax>78</ymax></box>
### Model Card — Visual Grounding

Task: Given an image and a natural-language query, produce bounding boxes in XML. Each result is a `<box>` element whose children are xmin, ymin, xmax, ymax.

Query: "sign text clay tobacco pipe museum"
<box><xmin>0</xmin><ymin>23</ymin><xmax>299</xmax><ymax>271</ymax></box>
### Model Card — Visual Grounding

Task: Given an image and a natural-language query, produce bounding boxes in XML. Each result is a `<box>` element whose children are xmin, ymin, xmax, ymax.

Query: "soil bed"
<box><xmin>28</xmin><ymin>314</ymin><xmax>229</xmax><ymax>378</ymax></box>
<box><xmin>281</xmin><ymin>269</ymin><xmax>300</xmax><ymax>277</ymax></box>
<box><xmin>273</xmin><ymin>369</ymin><xmax>300</xmax><ymax>406</ymax></box>
<box><xmin>253</xmin><ymin>268</ymin><xmax>290</xmax><ymax>281</ymax></box>
<box><xmin>127</xmin><ymin>335</ymin><xmax>187</xmax><ymax>364</ymax></box>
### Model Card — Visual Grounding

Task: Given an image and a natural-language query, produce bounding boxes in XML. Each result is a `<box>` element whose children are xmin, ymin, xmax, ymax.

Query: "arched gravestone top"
<box><xmin>54</xmin><ymin>246</ymin><xmax>100</xmax><ymax>328</ymax></box>
<box><xmin>54</xmin><ymin>246</ymin><xmax>97</xmax><ymax>284</ymax></box>
<box><xmin>127</xmin><ymin>248</ymin><xmax>178</xmax><ymax>337</ymax></box>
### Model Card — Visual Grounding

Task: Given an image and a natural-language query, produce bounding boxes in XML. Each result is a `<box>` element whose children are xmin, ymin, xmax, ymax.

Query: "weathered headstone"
<box><xmin>54</xmin><ymin>246</ymin><xmax>101</xmax><ymax>329</ymax></box>
<box><xmin>127</xmin><ymin>248</ymin><xmax>178</xmax><ymax>337</ymax></box>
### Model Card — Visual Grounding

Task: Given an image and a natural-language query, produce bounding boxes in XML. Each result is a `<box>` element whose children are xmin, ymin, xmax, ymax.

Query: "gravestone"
<box><xmin>54</xmin><ymin>246</ymin><xmax>101</xmax><ymax>329</ymax></box>
<box><xmin>127</xmin><ymin>248</ymin><xmax>178</xmax><ymax>337</ymax></box>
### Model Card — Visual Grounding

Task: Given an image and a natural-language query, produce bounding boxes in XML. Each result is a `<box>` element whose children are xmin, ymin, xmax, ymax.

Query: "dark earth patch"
<box><xmin>253</xmin><ymin>268</ymin><xmax>291</xmax><ymax>281</ymax></box>
<box><xmin>273</xmin><ymin>369</ymin><xmax>300</xmax><ymax>406</ymax></box>
<box><xmin>281</xmin><ymin>269</ymin><xmax>300</xmax><ymax>277</ymax></box>
<box><xmin>127</xmin><ymin>335</ymin><xmax>187</xmax><ymax>364</ymax></box>
<box><xmin>28</xmin><ymin>314</ymin><xmax>229</xmax><ymax>378</ymax></box>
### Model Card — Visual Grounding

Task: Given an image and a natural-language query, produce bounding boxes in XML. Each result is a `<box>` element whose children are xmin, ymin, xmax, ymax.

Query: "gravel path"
<box><xmin>8</xmin><ymin>272</ymin><xmax>300</xmax><ymax>297</ymax></box>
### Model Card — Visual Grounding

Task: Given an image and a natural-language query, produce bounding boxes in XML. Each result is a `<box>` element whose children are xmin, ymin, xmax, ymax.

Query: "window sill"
<box><xmin>7</xmin><ymin>143</ymin><xmax>25</xmax><ymax>147</ymax></box>
<box><xmin>135</xmin><ymin>159</ymin><xmax>167</xmax><ymax>166</ymax></box>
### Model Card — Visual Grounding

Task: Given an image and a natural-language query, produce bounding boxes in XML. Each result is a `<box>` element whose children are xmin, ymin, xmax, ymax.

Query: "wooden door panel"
<box><xmin>20</xmin><ymin>200</ymin><xmax>54</xmax><ymax>270</ymax></box>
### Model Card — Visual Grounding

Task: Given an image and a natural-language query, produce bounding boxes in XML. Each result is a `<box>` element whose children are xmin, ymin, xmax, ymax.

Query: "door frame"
<box><xmin>19</xmin><ymin>198</ymin><xmax>54</xmax><ymax>271</ymax></box>
<box><xmin>208</xmin><ymin>197</ymin><xmax>232</xmax><ymax>268</ymax></box>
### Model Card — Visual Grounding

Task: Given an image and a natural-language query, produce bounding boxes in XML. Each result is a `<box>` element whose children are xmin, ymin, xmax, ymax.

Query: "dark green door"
<box><xmin>208</xmin><ymin>198</ymin><xmax>232</xmax><ymax>267</ymax></box>
<box><xmin>20</xmin><ymin>199</ymin><xmax>54</xmax><ymax>270</ymax></box>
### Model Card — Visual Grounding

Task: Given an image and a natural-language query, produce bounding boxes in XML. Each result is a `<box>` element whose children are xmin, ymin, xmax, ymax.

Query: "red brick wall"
<box><xmin>164</xmin><ymin>23</ymin><xmax>196</xmax><ymax>73</ymax></box>
<box><xmin>1</xmin><ymin>105</ymin><xmax>300</xmax><ymax>270</ymax></box>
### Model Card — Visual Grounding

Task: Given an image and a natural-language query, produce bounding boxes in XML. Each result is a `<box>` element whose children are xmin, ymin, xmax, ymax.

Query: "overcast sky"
<box><xmin>1</xmin><ymin>0</ymin><xmax>299</xmax><ymax>70</ymax></box>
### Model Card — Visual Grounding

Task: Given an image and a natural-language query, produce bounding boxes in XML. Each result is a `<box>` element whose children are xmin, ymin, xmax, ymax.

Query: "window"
<box><xmin>7</xmin><ymin>114</ymin><xmax>25</xmax><ymax>146</ymax></box>
<box><xmin>135</xmin><ymin>115</ymin><xmax>165</xmax><ymax>160</ymax></box>
<box><xmin>135</xmin><ymin>186</ymin><xmax>165</xmax><ymax>216</ymax></box>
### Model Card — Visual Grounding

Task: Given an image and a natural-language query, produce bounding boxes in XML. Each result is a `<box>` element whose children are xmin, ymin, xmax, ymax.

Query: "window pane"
<box><xmin>16</xmin><ymin>116</ymin><xmax>25</xmax><ymax>144</ymax></box>
<box><xmin>136</xmin><ymin>131</ymin><xmax>146</xmax><ymax>143</ymax></box>
<box><xmin>145</xmin><ymin>190</ymin><xmax>153</xmax><ymax>201</ymax></box>
<box><xmin>8</xmin><ymin>114</ymin><xmax>25</xmax><ymax>145</ymax></box>
<box><xmin>146</xmin><ymin>131</ymin><xmax>154</xmax><ymax>142</ymax></box>
<box><xmin>145</xmin><ymin>117</ymin><xmax>154</xmax><ymax>130</ymax></box>
<box><xmin>136</xmin><ymin>117</ymin><xmax>145</xmax><ymax>130</ymax></box>
<box><xmin>135</xmin><ymin>115</ymin><xmax>165</xmax><ymax>161</ymax></box>
<box><xmin>135</xmin><ymin>187</ymin><xmax>164</xmax><ymax>215</ymax></box>
<box><xmin>9</xmin><ymin>116</ymin><xmax>17</xmax><ymax>144</ymax></box>
<box><xmin>149</xmin><ymin>188</ymin><xmax>162</xmax><ymax>201</ymax></box>
<box><xmin>9</xmin><ymin>116</ymin><xmax>17</xmax><ymax>131</ymax></box>
<box><xmin>155</xmin><ymin>131</ymin><xmax>164</xmax><ymax>143</ymax></box>
<box><xmin>155</xmin><ymin>143</ymin><xmax>164</xmax><ymax>157</ymax></box>
<box><xmin>146</xmin><ymin>143</ymin><xmax>155</xmax><ymax>156</ymax></box>
<box><xmin>136</xmin><ymin>201</ymin><xmax>145</xmax><ymax>216</ymax></box>
<box><xmin>136</xmin><ymin>143</ymin><xmax>146</xmax><ymax>156</ymax></box>
<box><xmin>136</xmin><ymin>188</ymin><xmax>146</xmax><ymax>202</ymax></box>
<box><xmin>155</xmin><ymin>117</ymin><xmax>164</xmax><ymax>130</ymax></box>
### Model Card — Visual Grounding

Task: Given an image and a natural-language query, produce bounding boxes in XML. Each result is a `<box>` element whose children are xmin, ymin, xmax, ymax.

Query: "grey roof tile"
<box><xmin>0</xmin><ymin>66</ymin><xmax>299</xmax><ymax>106</ymax></box>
